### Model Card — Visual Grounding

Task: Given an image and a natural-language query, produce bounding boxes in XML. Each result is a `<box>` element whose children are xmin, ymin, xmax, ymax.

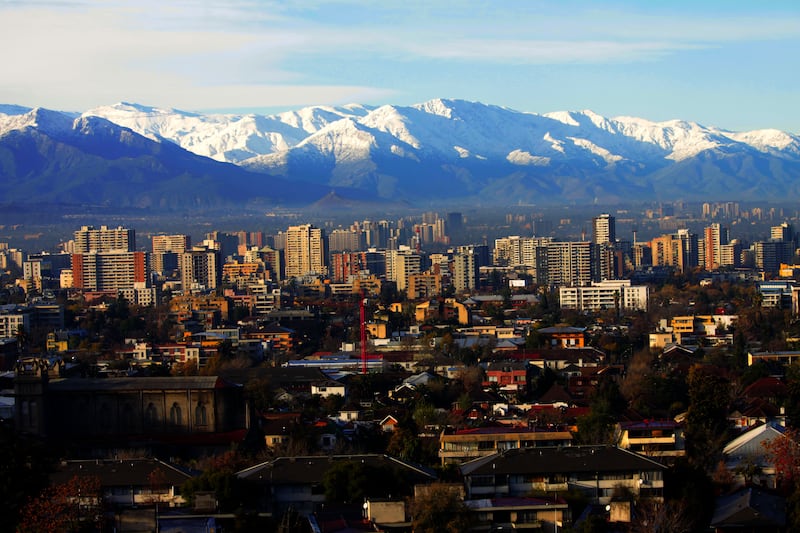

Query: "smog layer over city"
<box><xmin>1</xmin><ymin>1</ymin><xmax>800</xmax><ymax>532</ymax></box>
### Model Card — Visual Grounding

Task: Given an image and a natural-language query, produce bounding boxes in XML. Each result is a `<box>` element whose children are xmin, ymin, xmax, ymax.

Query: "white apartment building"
<box><xmin>285</xmin><ymin>224</ymin><xmax>327</xmax><ymax>278</ymax></box>
<box><xmin>559</xmin><ymin>279</ymin><xmax>649</xmax><ymax>311</ymax></box>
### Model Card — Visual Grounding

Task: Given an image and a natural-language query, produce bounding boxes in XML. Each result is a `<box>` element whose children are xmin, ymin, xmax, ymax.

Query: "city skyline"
<box><xmin>1</xmin><ymin>1</ymin><xmax>798</xmax><ymax>133</ymax></box>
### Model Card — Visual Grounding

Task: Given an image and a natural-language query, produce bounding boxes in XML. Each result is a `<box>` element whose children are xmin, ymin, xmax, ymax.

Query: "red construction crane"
<box><xmin>360</xmin><ymin>295</ymin><xmax>368</xmax><ymax>375</ymax></box>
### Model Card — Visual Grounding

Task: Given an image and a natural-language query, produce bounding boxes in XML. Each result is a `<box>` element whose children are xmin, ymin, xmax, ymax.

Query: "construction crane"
<box><xmin>360</xmin><ymin>294</ymin><xmax>368</xmax><ymax>375</ymax></box>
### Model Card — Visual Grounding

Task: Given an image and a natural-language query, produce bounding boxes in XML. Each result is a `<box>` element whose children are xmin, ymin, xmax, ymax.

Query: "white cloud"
<box><xmin>0</xmin><ymin>0</ymin><xmax>797</xmax><ymax>110</ymax></box>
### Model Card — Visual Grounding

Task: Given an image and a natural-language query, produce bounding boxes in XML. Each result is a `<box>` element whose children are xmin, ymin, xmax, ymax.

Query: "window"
<box><xmin>195</xmin><ymin>402</ymin><xmax>207</xmax><ymax>426</ymax></box>
<box><xmin>145</xmin><ymin>403</ymin><xmax>158</xmax><ymax>426</ymax></box>
<box><xmin>170</xmin><ymin>402</ymin><xmax>182</xmax><ymax>426</ymax></box>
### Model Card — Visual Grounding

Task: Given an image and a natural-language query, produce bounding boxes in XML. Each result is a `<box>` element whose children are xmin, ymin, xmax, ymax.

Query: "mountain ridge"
<box><xmin>2</xmin><ymin>98</ymin><xmax>800</xmax><ymax>206</ymax></box>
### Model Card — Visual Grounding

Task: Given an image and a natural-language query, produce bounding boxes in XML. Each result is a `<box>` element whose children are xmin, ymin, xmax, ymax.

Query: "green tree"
<box><xmin>576</xmin><ymin>378</ymin><xmax>626</xmax><ymax>444</ymax></box>
<box><xmin>684</xmin><ymin>365</ymin><xmax>731</xmax><ymax>469</ymax></box>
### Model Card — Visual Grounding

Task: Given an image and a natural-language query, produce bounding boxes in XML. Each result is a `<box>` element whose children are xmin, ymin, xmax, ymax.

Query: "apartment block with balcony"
<box><xmin>616</xmin><ymin>420</ymin><xmax>686</xmax><ymax>460</ymax></box>
<box><xmin>439</xmin><ymin>426</ymin><xmax>573</xmax><ymax>465</ymax></box>
<box><xmin>460</xmin><ymin>446</ymin><xmax>666</xmax><ymax>505</ymax></box>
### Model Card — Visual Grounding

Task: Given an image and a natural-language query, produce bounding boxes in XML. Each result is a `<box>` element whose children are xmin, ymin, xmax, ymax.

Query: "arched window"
<box><xmin>145</xmin><ymin>403</ymin><xmax>158</xmax><ymax>426</ymax></box>
<box><xmin>195</xmin><ymin>402</ymin><xmax>207</xmax><ymax>426</ymax></box>
<box><xmin>169</xmin><ymin>402</ymin><xmax>182</xmax><ymax>426</ymax></box>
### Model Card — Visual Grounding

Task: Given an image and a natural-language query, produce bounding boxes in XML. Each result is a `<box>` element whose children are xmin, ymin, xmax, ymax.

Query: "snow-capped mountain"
<box><xmin>0</xmin><ymin>107</ymin><xmax>345</xmax><ymax>209</ymax></box>
<box><xmin>3</xmin><ymin>98</ymin><xmax>800</xmax><ymax>206</ymax></box>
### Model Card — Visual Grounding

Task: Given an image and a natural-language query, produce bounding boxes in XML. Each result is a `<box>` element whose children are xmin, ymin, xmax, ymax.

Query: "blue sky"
<box><xmin>1</xmin><ymin>0</ymin><xmax>798</xmax><ymax>132</ymax></box>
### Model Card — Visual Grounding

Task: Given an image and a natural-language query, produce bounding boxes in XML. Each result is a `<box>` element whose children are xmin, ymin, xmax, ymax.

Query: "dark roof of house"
<box><xmin>537</xmin><ymin>383</ymin><xmax>574</xmax><ymax>404</ymax></box>
<box><xmin>744</xmin><ymin>377</ymin><xmax>787</xmax><ymax>399</ymax></box>
<box><xmin>711</xmin><ymin>486</ymin><xmax>786</xmax><ymax>528</ymax></box>
<box><xmin>460</xmin><ymin>446</ymin><xmax>666</xmax><ymax>476</ymax></box>
<box><xmin>236</xmin><ymin>454</ymin><xmax>436</xmax><ymax>485</ymax></box>
<box><xmin>47</xmin><ymin>376</ymin><xmax>233</xmax><ymax>392</ymax></box>
<box><xmin>50</xmin><ymin>458</ymin><xmax>193</xmax><ymax>487</ymax></box>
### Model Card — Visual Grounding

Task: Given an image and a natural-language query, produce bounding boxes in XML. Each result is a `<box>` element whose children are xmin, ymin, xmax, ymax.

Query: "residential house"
<box><xmin>537</xmin><ymin>326</ymin><xmax>587</xmax><ymax>349</ymax></box>
<box><xmin>460</xmin><ymin>446</ymin><xmax>666</xmax><ymax>505</ymax></box>
<box><xmin>615</xmin><ymin>420</ymin><xmax>686</xmax><ymax>461</ymax></box>
<box><xmin>236</xmin><ymin>454</ymin><xmax>436</xmax><ymax>516</ymax></box>
<box><xmin>722</xmin><ymin>423</ymin><xmax>785</xmax><ymax>489</ymax></box>
<box><xmin>50</xmin><ymin>458</ymin><xmax>192</xmax><ymax>508</ymax></box>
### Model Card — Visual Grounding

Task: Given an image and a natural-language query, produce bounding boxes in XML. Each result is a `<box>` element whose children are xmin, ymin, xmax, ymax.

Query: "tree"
<box><xmin>576</xmin><ymin>378</ymin><xmax>626</xmax><ymax>444</ymax></box>
<box><xmin>0</xmin><ymin>424</ymin><xmax>54</xmax><ymax>533</ymax></box>
<box><xmin>764</xmin><ymin>427</ymin><xmax>800</xmax><ymax>529</ymax></box>
<box><xmin>684</xmin><ymin>365</ymin><xmax>731</xmax><ymax>469</ymax></box>
<box><xmin>17</xmin><ymin>475</ymin><xmax>102</xmax><ymax>533</ymax></box>
<box><xmin>322</xmin><ymin>461</ymin><xmax>408</xmax><ymax>504</ymax></box>
<box><xmin>410</xmin><ymin>484</ymin><xmax>474</xmax><ymax>533</ymax></box>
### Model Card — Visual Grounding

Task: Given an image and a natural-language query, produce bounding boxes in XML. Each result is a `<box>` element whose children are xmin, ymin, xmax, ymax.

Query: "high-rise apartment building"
<box><xmin>650</xmin><ymin>229</ymin><xmax>698</xmax><ymax>273</ymax></box>
<box><xmin>181</xmin><ymin>246</ymin><xmax>221</xmax><ymax>292</ymax></box>
<box><xmin>328</xmin><ymin>229</ymin><xmax>364</xmax><ymax>252</ymax></box>
<box><xmin>285</xmin><ymin>224</ymin><xmax>327</xmax><ymax>278</ymax></box>
<box><xmin>386</xmin><ymin>247</ymin><xmax>421</xmax><ymax>292</ymax></box>
<box><xmin>703</xmin><ymin>223</ymin><xmax>729</xmax><ymax>271</ymax></box>
<box><xmin>73</xmin><ymin>225</ymin><xmax>134</xmax><ymax>253</ymax></box>
<box><xmin>545</xmin><ymin>242</ymin><xmax>598</xmax><ymax>287</ymax></box>
<box><xmin>453</xmin><ymin>249</ymin><xmax>479</xmax><ymax>292</ymax></box>
<box><xmin>592</xmin><ymin>214</ymin><xmax>616</xmax><ymax>246</ymax></box>
<box><xmin>152</xmin><ymin>234</ymin><xmax>190</xmax><ymax>275</ymax></box>
<box><xmin>71</xmin><ymin>251</ymin><xmax>151</xmax><ymax>304</ymax></box>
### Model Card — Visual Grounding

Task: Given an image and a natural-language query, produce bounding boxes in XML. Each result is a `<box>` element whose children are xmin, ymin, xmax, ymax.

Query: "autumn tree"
<box><xmin>17</xmin><ymin>475</ymin><xmax>102</xmax><ymax>533</ymax></box>
<box><xmin>764</xmin><ymin>427</ymin><xmax>800</xmax><ymax>529</ymax></box>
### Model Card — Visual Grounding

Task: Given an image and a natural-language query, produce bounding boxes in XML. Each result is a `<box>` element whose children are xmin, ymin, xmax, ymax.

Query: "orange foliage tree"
<box><xmin>17</xmin><ymin>474</ymin><xmax>102</xmax><ymax>533</ymax></box>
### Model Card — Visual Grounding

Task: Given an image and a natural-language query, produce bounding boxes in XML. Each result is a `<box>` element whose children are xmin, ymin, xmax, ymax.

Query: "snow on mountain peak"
<box><xmin>0</xmin><ymin>107</ymin><xmax>73</xmax><ymax>137</ymax></box>
<box><xmin>19</xmin><ymin>97</ymin><xmax>797</xmax><ymax>172</ymax></box>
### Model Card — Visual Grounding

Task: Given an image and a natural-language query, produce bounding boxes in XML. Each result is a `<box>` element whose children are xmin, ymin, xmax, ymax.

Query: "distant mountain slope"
<box><xmin>0</xmin><ymin>108</ymin><xmax>349</xmax><ymax>209</ymax></box>
<box><xmin>3</xmin><ymin>99</ymin><xmax>800</xmax><ymax>206</ymax></box>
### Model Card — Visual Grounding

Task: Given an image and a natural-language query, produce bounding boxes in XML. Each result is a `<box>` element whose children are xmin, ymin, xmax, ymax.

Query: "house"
<box><xmin>439</xmin><ymin>426</ymin><xmax>573</xmax><ymax>465</ymax></box>
<box><xmin>537</xmin><ymin>326</ymin><xmax>587</xmax><ymax>348</ymax></box>
<box><xmin>722</xmin><ymin>422</ymin><xmax>785</xmax><ymax>489</ymax></box>
<box><xmin>460</xmin><ymin>446</ymin><xmax>666</xmax><ymax>505</ymax></box>
<box><xmin>236</xmin><ymin>454</ymin><xmax>437</xmax><ymax>516</ymax></box>
<box><xmin>311</xmin><ymin>380</ymin><xmax>346</xmax><ymax>398</ymax></box>
<box><xmin>243</xmin><ymin>324</ymin><xmax>296</xmax><ymax>353</ymax></box>
<box><xmin>49</xmin><ymin>458</ymin><xmax>192</xmax><ymax>508</ymax></box>
<box><xmin>465</xmin><ymin>495</ymin><xmax>569</xmax><ymax>531</ymax></box>
<box><xmin>380</xmin><ymin>415</ymin><xmax>399</xmax><ymax>433</ymax></box>
<box><xmin>710</xmin><ymin>486</ymin><xmax>786</xmax><ymax>532</ymax></box>
<box><xmin>483</xmin><ymin>361</ymin><xmax>529</xmax><ymax>397</ymax></box>
<box><xmin>615</xmin><ymin>420</ymin><xmax>686</xmax><ymax>461</ymax></box>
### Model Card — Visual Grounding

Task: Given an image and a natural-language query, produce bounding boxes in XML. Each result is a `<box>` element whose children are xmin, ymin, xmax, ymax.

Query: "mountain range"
<box><xmin>2</xmin><ymin>98</ymin><xmax>799</xmax><ymax>209</ymax></box>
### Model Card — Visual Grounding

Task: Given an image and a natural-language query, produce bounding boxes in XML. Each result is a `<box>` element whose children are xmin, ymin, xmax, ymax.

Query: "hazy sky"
<box><xmin>1</xmin><ymin>0</ymin><xmax>798</xmax><ymax>132</ymax></box>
